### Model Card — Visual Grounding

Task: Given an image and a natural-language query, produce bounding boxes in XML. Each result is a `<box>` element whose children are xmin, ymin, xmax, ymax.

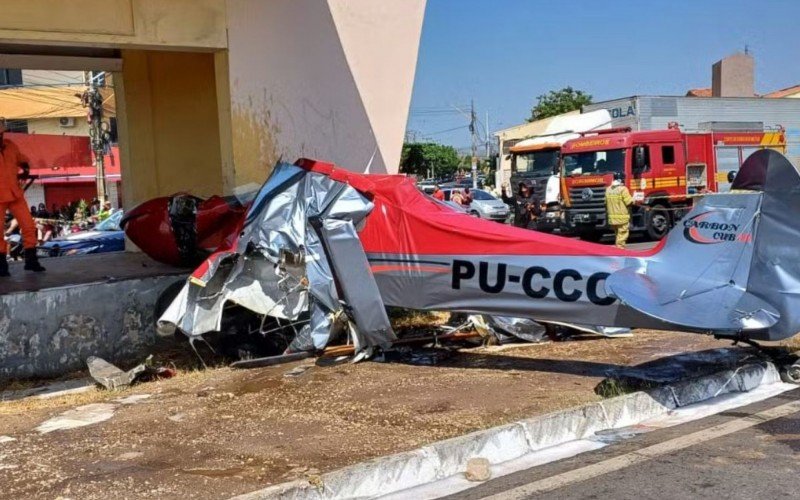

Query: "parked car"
<box><xmin>441</xmin><ymin>188</ymin><xmax>509</xmax><ymax>221</ymax></box>
<box><xmin>38</xmin><ymin>211</ymin><xmax>125</xmax><ymax>258</ymax></box>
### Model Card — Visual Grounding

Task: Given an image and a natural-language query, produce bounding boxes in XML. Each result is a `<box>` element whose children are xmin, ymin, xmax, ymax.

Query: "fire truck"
<box><xmin>508</xmin><ymin>140</ymin><xmax>561</xmax><ymax>230</ymax></box>
<box><xmin>560</xmin><ymin>124</ymin><xmax>786</xmax><ymax>241</ymax></box>
<box><xmin>507</xmin><ymin>110</ymin><xmax>612</xmax><ymax>231</ymax></box>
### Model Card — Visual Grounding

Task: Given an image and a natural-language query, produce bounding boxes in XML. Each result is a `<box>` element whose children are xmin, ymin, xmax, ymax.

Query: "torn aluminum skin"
<box><xmin>160</xmin><ymin>163</ymin><xmax>396</xmax><ymax>354</ymax></box>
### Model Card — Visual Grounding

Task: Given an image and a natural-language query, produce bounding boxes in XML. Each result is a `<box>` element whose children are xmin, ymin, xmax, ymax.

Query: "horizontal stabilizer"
<box><xmin>606</xmin><ymin>267</ymin><xmax>779</xmax><ymax>332</ymax></box>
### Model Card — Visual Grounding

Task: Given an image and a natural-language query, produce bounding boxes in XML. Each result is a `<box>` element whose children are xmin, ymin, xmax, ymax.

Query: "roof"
<box><xmin>763</xmin><ymin>84</ymin><xmax>800</xmax><ymax>98</ymax></box>
<box><xmin>0</xmin><ymin>85</ymin><xmax>115</xmax><ymax>119</ymax></box>
<box><xmin>494</xmin><ymin>110</ymin><xmax>580</xmax><ymax>138</ymax></box>
<box><xmin>686</xmin><ymin>88</ymin><xmax>712</xmax><ymax>97</ymax></box>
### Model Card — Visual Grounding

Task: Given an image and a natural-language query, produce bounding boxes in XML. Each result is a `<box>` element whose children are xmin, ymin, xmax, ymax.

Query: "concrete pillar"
<box><xmin>116</xmin><ymin>49</ymin><xmax>225</xmax><ymax>209</ymax></box>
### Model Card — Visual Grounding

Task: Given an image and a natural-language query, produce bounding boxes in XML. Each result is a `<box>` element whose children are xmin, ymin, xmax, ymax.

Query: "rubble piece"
<box><xmin>465</xmin><ymin>457</ymin><xmax>492</xmax><ymax>482</ymax></box>
<box><xmin>87</xmin><ymin>356</ymin><xmax>176</xmax><ymax>390</ymax></box>
<box><xmin>284</xmin><ymin>365</ymin><xmax>312</xmax><ymax>378</ymax></box>
<box><xmin>230</xmin><ymin>352</ymin><xmax>311</xmax><ymax>369</ymax></box>
<box><xmin>0</xmin><ymin>436</ymin><xmax>16</xmax><ymax>444</ymax></box>
<box><xmin>114</xmin><ymin>394</ymin><xmax>152</xmax><ymax>405</ymax></box>
<box><xmin>469</xmin><ymin>315</ymin><xmax>548</xmax><ymax>345</ymax></box>
<box><xmin>36</xmin><ymin>403</ymin><xmax>117</xmax><ymax>434</ymax></box>
<box><xmin>375</xmin><ymin>347</ymin><xmax>454</xmax><ymax>366</ymax></box>
<box><xmin>87</xmin><ymin>356</ymin><xmax>146</xmax><ymax>390</ymax></box>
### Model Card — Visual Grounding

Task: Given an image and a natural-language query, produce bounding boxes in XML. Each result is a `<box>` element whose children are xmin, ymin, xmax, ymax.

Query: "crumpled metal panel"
<box><xmin>746</xmin><ymin>150</ymin><xmax>800</xmax><ymax>340</ymax></box>
<box><xmin>161</xmin><ymin>162</ymin><xmax>392</xmax><ymax>353</ymax></box>
<box><xmin>319</xmin><ymin>218</ymin><xmax>396</xmax><ymax>348</ymax></box>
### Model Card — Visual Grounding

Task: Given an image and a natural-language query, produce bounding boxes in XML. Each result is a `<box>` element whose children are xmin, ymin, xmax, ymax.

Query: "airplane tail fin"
<box><xmin>607</xmin><ymin>150</ymin><xmax>800</xmax><ymax>341</ymax></box>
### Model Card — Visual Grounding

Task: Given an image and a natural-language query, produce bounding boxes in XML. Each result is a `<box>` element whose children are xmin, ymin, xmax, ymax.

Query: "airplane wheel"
<box><xmin>780</xmin><ymin>362</ymin><xmax>800</xmax><ymax>384</ymax></box>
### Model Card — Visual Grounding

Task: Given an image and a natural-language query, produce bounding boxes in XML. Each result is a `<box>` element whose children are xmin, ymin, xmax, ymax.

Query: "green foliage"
<box><xmin>400</xmin><ymin>142</ymin><xmax>461</xmax><ymax>178</ymax></box>
<box><xmin>528</xmin><ymin>87</ymin><xmax>593</xmax><ymax>122</ymax></box>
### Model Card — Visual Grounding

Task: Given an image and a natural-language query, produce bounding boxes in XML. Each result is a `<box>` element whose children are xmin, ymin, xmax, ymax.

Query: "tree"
<box><xmin>400</xmin><ymin>142</ymin><xmax>460</xmax><ymax>178</ymax></box>
<box><xmin>527</xmin><ymin>87</ymin><xmax>592</xmax><ymax>122</ymax></box>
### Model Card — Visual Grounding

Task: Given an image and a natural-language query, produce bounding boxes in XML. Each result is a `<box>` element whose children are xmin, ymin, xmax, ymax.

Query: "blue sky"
<box><xmin>407</xmin><ymin>0</ymin><xmax>800</xmax><ymax>149</ymax></box>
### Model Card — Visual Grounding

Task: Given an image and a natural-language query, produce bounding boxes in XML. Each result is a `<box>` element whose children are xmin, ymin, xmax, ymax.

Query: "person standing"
<box><xmin>605</xmin><ymin>173</ymin><xmax>633</xmax><ymax>248</ymax></box>
<box><xmin>432</xmin><ymin>184</ymin><xmax>445</xmax><ymax>201</ymax></box>
<box><xmin>462</xmin><ymin>187</ymin><xmax>473</xmax><ymax>206</ymax></box>
<box><xmin>501</xmin><ymin>179</ymin><xmax>541</xmax><ymax>229</ymax></box>
<box><xmin>451</xmin><ymin>189</ymin><xmax>464</xmax><ymax>206</ymax></box>
<box><xmin>0</xmin><ymin>119</ymin><xmax>45</xmax><ymax>276</ymax></box>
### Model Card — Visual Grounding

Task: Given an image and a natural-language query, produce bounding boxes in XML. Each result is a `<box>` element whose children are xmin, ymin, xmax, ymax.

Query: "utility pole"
<box><xmin>485</xmin><ymin>110</ymin><xmax>490</xmax><ymax>158</ymax></box>
<box><xmin>470</xmin><ymin>100</ymin><xmax>478</xmax><ymax>189</ymax></box>
<box><xmin>81</xmin><ymin>71</ymin><xmax>111</xmax><ymax>203</ymax></box>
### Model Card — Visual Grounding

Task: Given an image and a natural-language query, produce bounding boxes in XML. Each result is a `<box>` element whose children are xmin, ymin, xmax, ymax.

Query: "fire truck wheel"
<box><xmin>646</xmin><ymin>205</ymin><xmax>671</xmax><ymax>241</ymax></box>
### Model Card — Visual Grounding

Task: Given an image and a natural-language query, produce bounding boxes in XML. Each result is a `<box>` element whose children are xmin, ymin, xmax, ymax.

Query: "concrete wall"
<box><xmin>0</xmin><ymin>274</ymin><xmax>184</xmax><ymax>381</ymax></box>
<box><xmin>0</xmin><ymin>0</ymin><xmax>426</xmax><ymax>203</ymax></box>
<box><xmin>0</xmin><ymin>0</ymin><xmax>227</xmax><ymax>50</ymax></box>
<box><xmin>224</xmin><ymin>0</ymin><xmax>425</xmax><ymax>184</ymax></box>
<box><xmin>116</xmin><ymin>50</ymin><xmax>224</xmax><ymax>208</ymax></box>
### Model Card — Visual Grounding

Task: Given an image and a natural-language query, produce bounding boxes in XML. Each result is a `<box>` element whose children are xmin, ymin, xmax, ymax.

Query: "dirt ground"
<box><xmin>0</xmin><ymin>330</ymin><xmax>755</xmax><ymax>499</ymax></box>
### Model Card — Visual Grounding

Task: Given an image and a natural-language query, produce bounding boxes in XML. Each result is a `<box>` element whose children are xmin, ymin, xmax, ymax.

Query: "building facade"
<box><xmin>583</xmin><ymin>95</ymin><xmax>800</xmax><ymax>165</ymax></box>
<box><xmin>0</xmin><ymin>0</ymin><xmax>426</xmax><ymax>214</ymax></box>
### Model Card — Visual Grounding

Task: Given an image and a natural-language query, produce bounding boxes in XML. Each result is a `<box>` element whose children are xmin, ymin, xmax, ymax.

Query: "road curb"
<box><xmin>232</xmin><ymin>361</ymin><xmax>780</xmax><ymax>500</ymax></box>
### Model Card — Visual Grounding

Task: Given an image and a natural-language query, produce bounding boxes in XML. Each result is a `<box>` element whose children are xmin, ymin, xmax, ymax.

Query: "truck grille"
<box><xmin>568</xmin><ymin>185</ymin><xmax>606</xmax><ymax>213</ymax></box>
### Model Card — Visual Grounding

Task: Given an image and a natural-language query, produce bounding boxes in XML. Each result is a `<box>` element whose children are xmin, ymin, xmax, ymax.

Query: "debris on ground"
<box><xmin>283</xmin><ymin>365</ymin><xmax>312</xmax><ymax>378</ymax></box>
<box><xmin>468</xmin><ymin>314</ymin><xmax>548</xmax><ymax>344</ymax></box>
<box><xmin>465</xmin><ymin>457</ymin><xmax>492</xmax><ymax>481</ymax></box>
<box><xmin>0</xmin><ymin>331</ymin><xmax>734</xmax><ymax>499</ymax></box>
<box><xmin>35</xmin><ymin>403</ymin><xmax>118</xmax><ymax>434</ymax></box>
<box><xmin>87</xmin><ymin>355</ymin><xmax>176</xmax><ymax>390</ymax></box>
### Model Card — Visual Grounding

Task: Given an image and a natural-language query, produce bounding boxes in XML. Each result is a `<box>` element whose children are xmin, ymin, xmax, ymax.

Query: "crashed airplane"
<box><xmin>122</xmin><ymin>149</ymin><xmax>800</xmax><ymax>358</ymax></box>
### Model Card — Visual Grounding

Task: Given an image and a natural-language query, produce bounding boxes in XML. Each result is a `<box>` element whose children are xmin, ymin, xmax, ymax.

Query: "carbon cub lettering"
<box><xmin>452</xmin><ymin>260</ymin><xmax>615</xmax><ymax>306</ymax></box>
<box><xmin>683</xmin><ymin>211</ymin><xmax>749</xmax><ymax>244</ymax></box>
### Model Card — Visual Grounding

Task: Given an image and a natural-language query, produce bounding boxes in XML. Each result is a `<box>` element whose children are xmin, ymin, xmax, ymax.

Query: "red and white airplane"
<box><xmin>122</xmin><ymin>149</ymin><xmax>800</xmax><ymax>356</ymax></box>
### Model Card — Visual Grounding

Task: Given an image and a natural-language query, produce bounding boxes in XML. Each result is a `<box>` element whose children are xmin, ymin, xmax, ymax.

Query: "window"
<box><xmin>662</xmin><ymin>145</ymin><xmax>675</xmax><ymax>165</ymax></box>
<box><xmin>0</xmin><ymin>69</ymin><xmax>22</xmax><ymax>87</ymax></box>
<box><xmin>90</xmin><ymin>71</ymin><xmax>107</xmax><ymax>87</ymax></box>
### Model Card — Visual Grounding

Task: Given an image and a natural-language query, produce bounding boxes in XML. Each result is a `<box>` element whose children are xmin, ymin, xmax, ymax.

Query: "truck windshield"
<box><xmin>513</xmin><ymin>150</ymin><xmax>559</xmax><ymax>176</ymax></box>
<box><xmin>563</xmin><ymin>149</ymin><xmax>626</xmax><ymax>176</ymax></box>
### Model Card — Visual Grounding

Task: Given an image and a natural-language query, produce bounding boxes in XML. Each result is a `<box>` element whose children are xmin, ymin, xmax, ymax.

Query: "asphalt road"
<box><xmin>448</xmin><ymin>388</ymin><xmax>800</xmax><ymax>500</ymax></box>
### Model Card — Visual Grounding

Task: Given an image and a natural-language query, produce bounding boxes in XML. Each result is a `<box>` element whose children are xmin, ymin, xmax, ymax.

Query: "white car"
<box><xmin>441</xmin><ymin>188</ymin><xmax>509</xmax><ymax>222</ymax></box>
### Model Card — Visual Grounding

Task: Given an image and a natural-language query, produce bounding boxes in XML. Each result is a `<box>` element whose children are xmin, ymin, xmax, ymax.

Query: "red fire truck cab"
<box><xmin>560</xmin><ymin>124</ymin><xmax>786</xmax><ymax>241</ymax></box>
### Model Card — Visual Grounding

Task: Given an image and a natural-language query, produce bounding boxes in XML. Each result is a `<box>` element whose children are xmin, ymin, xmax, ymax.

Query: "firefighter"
<box><xmin>502</xmin><ymin>179</ymin><xmax>541</xmax><ymax>229</ymax></box>
<box><xmin>605</xmin><ymin>172</ymin><xmax>633</xmax><ymax>248</ymax></box>
<box><xmin>0</xmin><ymin>119</ymin><xmax>45</xmax><ymax>276</ymax></box>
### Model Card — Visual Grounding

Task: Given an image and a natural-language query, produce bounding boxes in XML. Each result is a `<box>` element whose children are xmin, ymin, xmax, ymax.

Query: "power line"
<box><xmin>426</xmin><ymin>124</ymin><xmax>470</xmax><ymax>136</ymax></box>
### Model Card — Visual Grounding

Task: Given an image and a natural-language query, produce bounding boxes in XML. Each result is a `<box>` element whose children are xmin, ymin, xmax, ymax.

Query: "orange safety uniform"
<box><xmin>0</xmin><ymin>138</ymin><xmax>36</xmax><ymax>253</ymax></box>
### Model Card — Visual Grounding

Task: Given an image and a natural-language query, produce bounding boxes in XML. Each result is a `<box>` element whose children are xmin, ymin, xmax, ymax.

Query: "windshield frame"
<box><xmin>512</xmin><ymin>149</ymin><xmax>560</xmax><ymax>176</ymax></box>
<box><xmin>562</xmin><ymin>148</ymin><xmax>628</xmax><ymax>177</ymax></box>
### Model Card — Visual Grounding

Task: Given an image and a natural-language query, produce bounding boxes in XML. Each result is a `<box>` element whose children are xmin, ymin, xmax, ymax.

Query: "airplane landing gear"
<box><xmin>780</xmin><ymin>361</ymin><xmax>800</xmax><ymax>384</ymax></box>
<box><xmin>714</xmin><ymin>333</ymin><xmax>800</xmax><ymax>385</ymax></box>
